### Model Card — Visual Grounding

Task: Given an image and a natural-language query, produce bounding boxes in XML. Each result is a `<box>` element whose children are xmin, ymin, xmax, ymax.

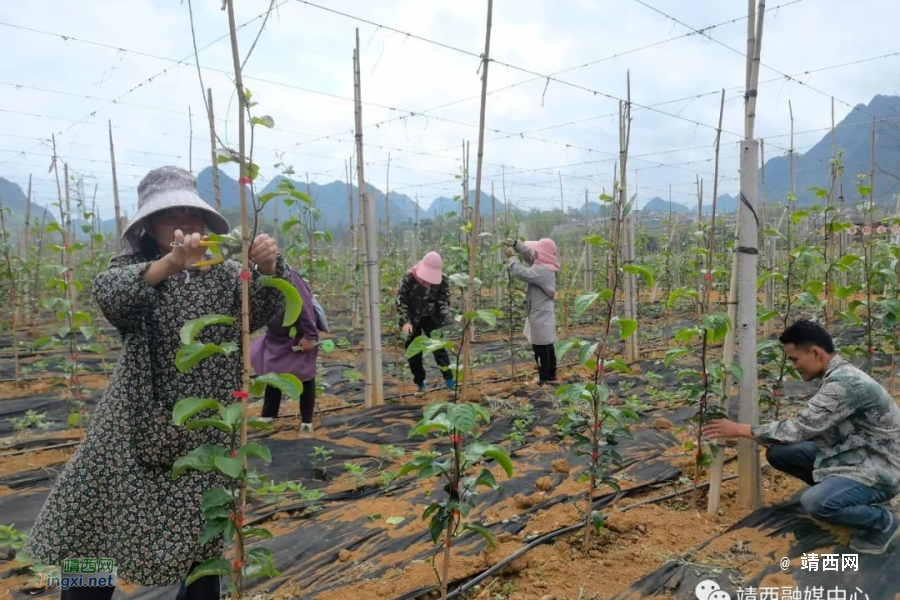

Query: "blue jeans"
<box><xmin>767</xmin><ymin>442</ymin><xmax>893</xmax><ymax>533</ymax></box>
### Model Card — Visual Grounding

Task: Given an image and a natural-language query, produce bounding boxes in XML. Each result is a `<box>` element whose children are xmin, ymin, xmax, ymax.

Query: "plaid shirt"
<box><xmin>753</xmin><ymin>355</ymin><xmax>900</xmax><ymax>493</ymax></box>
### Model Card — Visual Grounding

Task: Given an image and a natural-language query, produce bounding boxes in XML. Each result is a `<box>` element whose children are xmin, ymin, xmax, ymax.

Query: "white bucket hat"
<box><xmin>122</xmin><ymin>166</ymin><xmax>229</xmax><ymax>244</ymax></box>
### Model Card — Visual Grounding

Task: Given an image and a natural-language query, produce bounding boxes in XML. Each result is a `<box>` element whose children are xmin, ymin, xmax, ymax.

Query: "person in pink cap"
<box><xmin>505</xmin><ymin>238</ymin><xmax>559</xmax><ymax>385</ymax></box>
<box><xmin>397</xmin><ymin>251</ymin><xmax>454</xmax><ymax>394</ymax></box>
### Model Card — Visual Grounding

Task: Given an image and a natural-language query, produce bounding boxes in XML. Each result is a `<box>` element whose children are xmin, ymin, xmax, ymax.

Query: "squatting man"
<box><xmin>703</xmin><ymin>320</ymin><xmax>900</xmax><ymax>555</ymax></box>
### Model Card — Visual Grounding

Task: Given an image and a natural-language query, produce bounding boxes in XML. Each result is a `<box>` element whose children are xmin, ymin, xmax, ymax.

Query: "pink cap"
<box><xmin>414</xmin><ymin>251</ymin><xmax>443</xmax><ymax>285</ymax></box>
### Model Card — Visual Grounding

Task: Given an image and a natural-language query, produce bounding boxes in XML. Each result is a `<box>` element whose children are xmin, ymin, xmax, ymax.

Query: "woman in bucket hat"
<box><xmin>397</xmin><ymin>251</ymin><xmax>455</xmax><ymax>394</ymax></box>
<box><xmin>504</xmin><ymin>238</ymin><xmax>559</xmax><ymax>385</ymax></box>
<box><xmin>24</xmin><ymin>166</ymin><xmax>289</xmax><ymax>599</ymax></box>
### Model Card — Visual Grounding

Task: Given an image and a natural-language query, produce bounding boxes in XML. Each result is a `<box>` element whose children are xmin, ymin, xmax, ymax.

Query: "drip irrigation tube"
<box><xmin>397</xmin><ymin>459</ymin><xmax>753</xmax><ymax>600</ymax></box>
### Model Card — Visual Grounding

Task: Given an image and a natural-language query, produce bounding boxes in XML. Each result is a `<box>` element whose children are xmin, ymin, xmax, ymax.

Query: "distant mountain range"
<box><xmin>3</xmin><ymin>94</ymin><xmax>899</xmax><ymax>234</ymax></box>
<box><xmin>195</xmin><ymin>169</ymin><xmax>504</xmax><ymax>230</ymax></box>
<box><xmin>641</xmin><ymin>194</ymin><xmax>739</xmax><ymax>215</ymax></box>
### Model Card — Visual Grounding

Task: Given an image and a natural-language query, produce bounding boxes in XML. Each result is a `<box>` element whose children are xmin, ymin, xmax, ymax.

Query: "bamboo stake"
<box><xmin>207</xmin><ymin>88</ymin><xmax>222</xmax><ymax>213</ymax></box>
<box><xmin>354</xmin><ymin>30</ymin><xmax>384</xmax><ymax>407</ymax></box>
<box><xmin>188</xmin><ymin>105</ymin><xmax>193</xmax><ymax>173</ymax></box>
<box><xmin>224</xmin><ymin>0</ymin><xmax>253</xmax><ymax>588</ymax></box>
<box><xmin>704</xmin><ymin>90</ymin><xmax>725</xmax><ymax>314</ymax></box>
<box><xmin>620</xmin><ymin>73</ymin><xmax>638</xmax><ymax>361</ymax></box>
<box><xmin>0</xmin><ymin>190</ymin><xmax>18</xmax><ymax>379</ymax></box>
<box><xmin>385</xmin><ymin>151</ymin><xmax>391</xmax><ymax>254</ymax></box>
<box><xmin>346</xmin><ymin>159</ymin><xmax>359</xmax><ymax>331</ymax></box>
<box><xmin>460</xmin><ymin>0</ymin><xmax>493</xmax><ymax>409</ymax></box>
<box><xmin>107</xmin><ymin>122</ymin><xmax>124</xmax><ymax>245</ymax></box>
<box><xmin>413</xmin><ymin>192</ymin><xmax>419</xmax><ymax>265</ymax></box>
<box><xmin>584</xmin><ymin>188</ymin><xmax>592</xmax><ymax>290</ymax></box>
<box><xmin>762</xmin><ymin>139</ymin><xmax>775</xmax><ymax>338</ymax></box>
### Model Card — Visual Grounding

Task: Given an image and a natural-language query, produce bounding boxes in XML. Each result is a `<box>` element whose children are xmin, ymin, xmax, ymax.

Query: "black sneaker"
<box><xmin>850</xmin><ymin>511</ymin><xmax>900</xmax><ymax>555</ymax></box>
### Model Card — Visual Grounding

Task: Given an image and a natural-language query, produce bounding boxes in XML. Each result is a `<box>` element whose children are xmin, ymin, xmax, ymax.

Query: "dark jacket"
<box><xmin>397</xmin><ymin>271</ymin><xmax>451</xmax><ymax>328</ymax></box>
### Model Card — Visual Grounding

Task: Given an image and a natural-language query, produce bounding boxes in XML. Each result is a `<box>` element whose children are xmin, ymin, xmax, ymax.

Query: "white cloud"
<box><xmin>1</xmin><ymin>0</ymin><xmax>899</xmax><ymax>216</ymax></box>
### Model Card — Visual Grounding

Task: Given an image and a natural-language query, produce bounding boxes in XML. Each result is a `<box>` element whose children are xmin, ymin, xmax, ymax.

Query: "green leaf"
<box><xmin>667</xmin><ymin>287</ymin><xmax>700</xmax><ymax>309</ymax></box>
<box><xmin>172</xmin><ymin>445</ymin><xmax>228</xmax><ymax>478</ymax></box>
<box><xmin>555</xmin><ymin>340</ymin><xmax>576</xmax><ymax>361</ymax></box>
<box><xmin>198</xmin><ymin>518</ymin><xmax>229</xmax><ymax>546</ymax></box>
<box><xmin>462</xmin><ymin>522</ymin><xmax>496</xmax><ymax>548</ymax></box>
<box><xmin>447</xmin><ymin>404</ymin><xmax>477</xmax><ymax>433</ymax></box>
<box><xmin>221</xmin><ymin>403</ymin><xmax>244</xmax><ymax>427</ymax></box>
<box><xmin>173</xmin><ymin>397</ymin><xmax>223</xmax><ymax>426</ymax></box>
<box><xmin>201</xmin><ymin>488</ymin><xmax>233</xmax><ymax>512</ymax></box>
<box><xmin>385</xmin><ymin>516</ymin><xmax>406</xmax><ymax>525</ymax></box>
<box><xmin>575</xmin><ymin>292</ymin><xmax>600</xmax><ymax>316</ymax></box>
<box><xmin>185</xmin><ymin>557</ymin><xmax>231</xmax><ymax>586</ymax></box>
<box><xmin>622</xmin><ymin>264</ymin><xmax>654</xmax><ymax>288</ymax></box>
<box><xmin>701</xmin><ymin>314</ymin><xmax>730</xmax><ymax>343</ymax></box>
<box><xmin>241</xmin><ymin>442</ymin><xmax>273</xmax><ymax>464</ymax></box>
<box><xmin>475</xmin><ymin>309</ymin><xmax>502</xmax><ymax>328</ymax></box>
<box><xmin>591</xmin><ymin>510</ymin><xmax>605</xmax><ymax>533</ymax></box>
<box><xmin>613</xmin><ymin>317</ymin><xmax>637</xmax><ymax>340</ymax></box>
<box><xmin>175</xmin><ymin>342</ymin><xmax>235</xmax><ymax>373</ymax></box>
<box><xmin>837</xmin><ymin>254</ymin><xmax>862</xmax><ymax>269</ymax></box>
<box><xmin>243</xmin><ymin>527</ymin><xmax>274</xmax><ymax>540</ymax></box>
<box><xmin>724</xmin><ymin>362</ymin><xmax>744</xmax><ymax>382</ymax></box>
<box><xmin>406</xmin><ymin>334</ymin><xmax>432</xmax><ymax>359</ymax></box>
<box><xmin>758</xmin><ymin>309</ymin><xmax>780</xmax><ymax>324</ymax></box>
<box><xmin>473</xmin><ymin>468</ymin><xmax>498</xmax><ymax>489</ymax></box>
<box><xmin>180</xmin><ymin>315</ymin><xmax>236</xmax><ymax>345</ymax></box>
<box><xmin>251</xmin><ymin>372</ymin><xmax>303</xmax><ymax>401</ymax></box>
<box><xmin>481</xmin><ymin>445</ymin><xmax>513</xmax><ymax>478</ymax></box>
<box><xmin>791</xmin><ymin>210</ymin><xmax>810</xmax><ymax>224</ymax></box>
<box><xmin>674</xmin><ymin>327</ymin><xmax>702</xmax><ymax>343</ymax></box>
<box><xmin>250</xmin><ymin>115</ymin><xmax>275</xmax><ymax>128</ymax></box>
<box><xmin>259</xmin><ymin>276</ymin><xmax>303</xmax><ymax>327</ymax></box>
<box><xmin>214</xmin><ymin>456</ymin><xmax>243</xmax><ymax>479</ymax></box>
<box><xmin>664</xmin><ymin>348</ymin><xmax>691</xmax><ymax>368</ymax></box>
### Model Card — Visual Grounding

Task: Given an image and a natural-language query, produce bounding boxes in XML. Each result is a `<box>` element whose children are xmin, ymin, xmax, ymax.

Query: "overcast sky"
<box><xmin>2</xmin><ymin>0</ymin><xmax>899</xmax><ymax>218</ymax></box>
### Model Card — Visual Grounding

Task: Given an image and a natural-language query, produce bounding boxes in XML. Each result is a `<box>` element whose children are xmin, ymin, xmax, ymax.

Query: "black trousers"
<box><xmin>532</xmin><ymin>344</ymin><xmax>557</xmax><ymax>382</ymax></box>
<box><xmin>404</xmin><ymin>318</ymin><xmax>452</xmax><ymax>385</ymax></box>
<box><xmin>59</xmin><ymin>564</ymin><xmax>219</xmax><ymax>599</ymax></box>
<box><xmin>261</xmin><ymin>378</ymin><xmax>316</xmax><ymax>423</ymax></box>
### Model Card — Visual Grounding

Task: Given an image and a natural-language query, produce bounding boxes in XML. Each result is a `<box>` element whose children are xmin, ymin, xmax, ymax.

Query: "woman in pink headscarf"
<box><xmin>397</xmin><ymin>252</ymin><xmax>455</xmax><ymax>394</ymax></box>
<box><xmin>505</xmin><ymin>238</ymin><xmax>559</xmax><ymax>384</ymax></box>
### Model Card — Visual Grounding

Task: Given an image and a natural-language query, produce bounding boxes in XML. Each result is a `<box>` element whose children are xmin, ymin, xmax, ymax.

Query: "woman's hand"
<box><xmin>297</xmin><ymin>338</ymin><xmax>315</xmax><ymax>353</ymax></box>
<box><xmin>168</xmin><ymin>230</ymin><xmax>208</xmax><ymax>273</ymax></box>
<box><xmin>249</xmin><ymin>234</ymin><xmax>278</xmax><ymax>275</ymax></box>
<box><xmin>504</xmin><ymin>238</ymin><xmax>517</xmax><ymax>247</ymax></box>
<box><xmin>402</xmin><ymin>323</ymin><xmax>413</xmax><ymax>336</ymax></box>
<box><xmin>504</xmin><ymin>246</ymin><xmax>515</xmax><ymax>258</ymax></box>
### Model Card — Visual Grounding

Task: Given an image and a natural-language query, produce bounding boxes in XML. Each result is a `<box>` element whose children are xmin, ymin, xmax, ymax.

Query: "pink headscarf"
<box><xmin>524</xmin><ymin>238</ymin><xmax>560</xmax><ymax>272</ymax></box>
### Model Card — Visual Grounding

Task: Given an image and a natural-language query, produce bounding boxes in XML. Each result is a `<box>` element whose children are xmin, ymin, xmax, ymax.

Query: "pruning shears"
<box><xmin>170</xmin><ymin>228</ymin><xmax>243</xmax><ymax>269</ymax></box>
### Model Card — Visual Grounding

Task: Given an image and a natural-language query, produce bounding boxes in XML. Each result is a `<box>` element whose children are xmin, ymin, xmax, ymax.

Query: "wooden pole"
<box><xmin>493</xmin><ymin>180</ymin><xmax>503</xmax><ymax>306</ymax></box>
<box><xmin>108</xmin><ymin>122</ymin><xmax>124</xmax><ymax>244</ymax></box>
<box><xmin>207</xmin><ymin>88</ymin><xmax>222</xmax><ymax>212</ymax></box>
<box><xmin>188</xmin><ymin>105</ymin><xmax>193</xmax><ymax>174</ymax></box>
<box><xmin>413</xmin><ymin>192</ymin><xmax>419</xmax><ymax>265</ymax></box>
<box><xmin>584</xmin><ymin>188</ymin><xmax>592</xmax><ymax>289</ymax></box>
<box><xmin>385</xmin><ymin>151</ymin><xmax>391</xmax><ymax>254</ymax></box>
<box><xmin>346</xmin><ymin>159</ymin><xmax>359</xmax><ymax>331</ymax></box>
<box><xmin>762</xmin><ymin>139</ymin><xmax>775</xmax><ymax>338</ymax></box>
<box><xmin>460</xmin><ymin>0</ymin><xmax>493</xmax><ymax>405</ymax></box>
<box><xmin>704</xmin><ymin>90</ymin><xmax>725</xmax><ymax>314</ymax></box>
<box><xmin>354</xmin><ymin>29</ymin><xmax>384</xmax><ymax>407</ymax></box>
<box><xmin>620</xmin><ymin>73</ymin><xmax>638</xmax><ymax>361</ymax></box>
<box><xmin>305</xmin><ymin>173</ymin><xmax>315</xmax><ymax>285</ymax></box>
<box><xmin>224</xmin><ymin>0</ymin><xmax>253</xmax><ymax>580</ymax></box>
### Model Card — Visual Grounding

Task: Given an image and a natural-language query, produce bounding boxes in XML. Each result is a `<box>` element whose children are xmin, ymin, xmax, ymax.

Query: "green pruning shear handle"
<box><xmin>292</xmin><ymin>339</ymin><xmax>335</xmax><ymax>354</ymax></box>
